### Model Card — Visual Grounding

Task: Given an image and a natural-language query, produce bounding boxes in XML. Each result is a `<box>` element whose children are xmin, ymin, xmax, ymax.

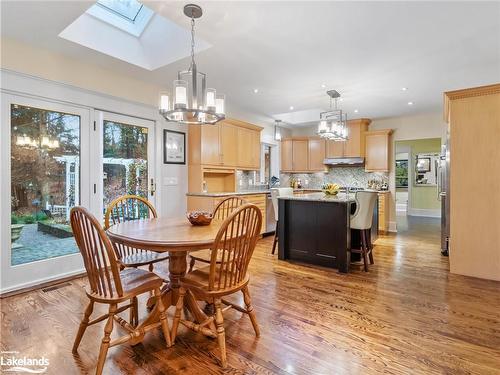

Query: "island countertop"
<box><xmin>278</xmin><ymin>192</ymin><xmax>355</xmax><ymax>203</ymax></box>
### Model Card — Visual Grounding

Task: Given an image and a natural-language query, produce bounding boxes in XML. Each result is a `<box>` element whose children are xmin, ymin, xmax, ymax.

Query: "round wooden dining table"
<box><xmin>106</xmin><ymin>217</ymin><xmax>223</xmax><ymax>344</ymax></box>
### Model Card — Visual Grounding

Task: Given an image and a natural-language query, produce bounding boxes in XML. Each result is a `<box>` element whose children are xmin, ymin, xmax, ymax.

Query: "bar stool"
<box><xmin>270</xmin><ymin>187</ymin><xmax>294</xmax><ymax>254</ymax></box>
<box><xmin>350</xmin><ymin>191</ymin><xmax>378</xmax><ymax>271</ymax></box>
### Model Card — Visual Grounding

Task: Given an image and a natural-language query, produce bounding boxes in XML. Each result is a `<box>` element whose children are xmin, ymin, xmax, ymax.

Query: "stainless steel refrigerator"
<box><xmin>438</xmin><ymin>125</ymin><xmax>450</xmax><ymax>256</ymax></box>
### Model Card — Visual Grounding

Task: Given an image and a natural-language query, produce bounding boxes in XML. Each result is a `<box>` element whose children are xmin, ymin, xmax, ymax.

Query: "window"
<box><xmin>97</xmin><ymin>0</ymin><xmax>143</xmax><ymax>22</ymax></box>
<box><xmin>86</xmin><ymin>0</ymin><xmax>154</xmax><ymax>37</ymax></box>
<box><xmin>395</xmin><ymin>159</ymin><xmax>408</xmax><ymax>188</ymax></box>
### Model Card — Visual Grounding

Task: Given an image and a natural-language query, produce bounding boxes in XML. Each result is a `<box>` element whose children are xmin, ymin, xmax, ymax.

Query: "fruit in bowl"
<box><xmin>322</xmin><ymin>183</ymin><xmax>340</xmax><ymax>196</ymax></box>
<box><xmin>187</xmin><ymin>210</ymin><xmax>213</xmax><ymax>226</ymax></box>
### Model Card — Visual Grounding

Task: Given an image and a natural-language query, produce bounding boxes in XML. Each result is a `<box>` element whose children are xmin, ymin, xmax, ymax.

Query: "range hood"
<box><xmin>323</xmin><ymin>157</ymin><xmax>364</xmax><ymax>166</ymax></box>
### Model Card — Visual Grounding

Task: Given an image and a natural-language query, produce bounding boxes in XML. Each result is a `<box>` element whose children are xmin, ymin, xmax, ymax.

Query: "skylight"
<box><xmin>97</xmin><ymin>0</ymin><xmax>143</xmax><ymax>22</ymax></box>
<box><xmin>86</xmin><ymin>0</ymin><xmax>154</xmax><ymax>37</ymax></box>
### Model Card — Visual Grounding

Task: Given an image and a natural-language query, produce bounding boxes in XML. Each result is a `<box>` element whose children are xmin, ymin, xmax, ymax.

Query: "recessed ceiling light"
<box><xmin>321</xmin><ymin>84</ymin><xmax>326</xmax><ymax>88</ymax></box>
<box><xmin>354</xmin><ymin>109</ymin><xmax>359</xmax><ymax>113</ymax></box>
<box><xmin>401</xmin><ymin>87</ymin><xmax>408</xmax><ymax>91</ymax></box>
<box><xmin>408</xmin><ymin>101</ymin><xmax>414</xmax><ymax>105</ymax></box>
<box><xmin>339</xmin><ymin>98</ymin><xmax>344</xmax><ymax>102</ymax></box>
<box><xmin>253</xmin><ymin>88</ymin><xmax>259</xmax><ymax>93</ymax></box>
<box><xmin>289</xmin><ymin>106</ymin><xmax>294</xmax><ymax>110</ymax></box>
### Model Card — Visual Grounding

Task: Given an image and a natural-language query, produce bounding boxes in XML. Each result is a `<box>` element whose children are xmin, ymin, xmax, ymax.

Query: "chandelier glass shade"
<box><xmin>16</xmin><ymin>134</ymin><xmax>59</xmax><ymax>149</ymax></box>
<box><xmin>159</xmin><ymin>4</ymin><xmax>225</xmax><ymax>125</ymax></box>
<box><xmin>317</xmin><ymin>90</ymin><xmax>348</xmax><ymax>141</ymax></box>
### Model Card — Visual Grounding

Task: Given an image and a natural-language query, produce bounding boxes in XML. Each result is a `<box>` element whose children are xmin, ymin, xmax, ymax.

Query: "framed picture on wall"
<box><xmin>163</xmin><ymin>130</ymin><xmax>186</xmax><ymax>164</ymax></box>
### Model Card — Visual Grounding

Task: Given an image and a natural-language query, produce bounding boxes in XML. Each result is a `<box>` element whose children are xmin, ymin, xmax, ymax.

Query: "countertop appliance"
<box><xmin>438</xmin><ymin>126</ymin><xmax>450</xmax><ymax>256</ymax></box>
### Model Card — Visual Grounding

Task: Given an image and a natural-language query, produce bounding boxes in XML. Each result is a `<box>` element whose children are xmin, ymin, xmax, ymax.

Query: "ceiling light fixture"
<box><xmin>402</xmin><ymin>87</ymin><xmax>408</xmax><ymax>91</ymax></box>
<box><xmin>158</xmin><ymin>4</ymin><xmax>225</xmax><ymax>125</ymax></box>
<box><xmin>274</xmin><ymin>119</ymin><xmax>283</xmax><ymax>141</ymax></box>
<box><xmin>317</xmin><ymin>90</ymin><xmax>348</xmax><ymax>141</ymax></box>
<box><xmin>321</xmin><ymin>84</ymin><xmax>326</xmax><ymax>88</ymax></box>
<box><xmin>253</xmin><ymin>88</ymin><xmax>259</xmax><ymax>93</ymax></box>
<box><xmin>289</xmin><ymin>106</ymin><xmax>294</xmax><ymax>110</ymax></box>
<box><xmin>408</xmin><ymin>101</ymin><xmax>414</xmax><ymax>105</ymax></box>
<box><xmin>354</xmin><ymin>109</ymin><xmax>359</xmax><ymax>113</ymax></box>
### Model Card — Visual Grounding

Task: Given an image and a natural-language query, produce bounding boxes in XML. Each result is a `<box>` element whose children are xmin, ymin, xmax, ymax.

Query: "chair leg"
<box><xmin>155</xmin><ymin>288</ymin><xmax>172</xmax><ymax>347</ymax></box>
<box><xmin>171</xmin><ymin>287</ymin><xmax>186</xmax><ymax>343</ymax></box>
<box><xmin>149</xmin><ymin>262</ymin><xmax>154</xmax><ymax>272</ymax></box>
<box><xmin>96</xmin><ymin>304</ymin><xmax>117</xmax><ymax>375</ymax></box>
<box><xmin>242</xmin><ymin>286</ymin><xmax>260</xmax><ymax>337</ymax></box>
<box><xmin>367</xmin><ymin>229</ymin><xmax>374</xmax><ymax>265</ymax></box>
<box><xmin>360</xmin><ymin>229</ymin><xmax>369</xmax><ymax>272</ymax></box>
<box><xmin>214</xmin><ymin>299</ymin><xmax>227</xmax><ymax>368</ymax></box>
<box><xmin>130</xmin><ymin>297</ymin><xmax>138</xmax><ymax>327</ymax></box>
<box><xmin>271</xmin><ymin>221</ymin><xmax>279</xmax><ymax>255</ymax></box>
<box><xmin>188</xmin><ymin>256</ymin><xmax>196</xmax><ymax>272</ymax></box>
<box><xmin>72</xmin><ymin>300</ymin><xmax>94</xmax><ymax>353</ymax></box>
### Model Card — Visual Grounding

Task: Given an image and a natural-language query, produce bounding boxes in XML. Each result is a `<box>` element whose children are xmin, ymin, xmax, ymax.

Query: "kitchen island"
<box><xmin>278</xmin><ymin>192</ymin><xmax>378</xmax><ymax>273</ymax></box>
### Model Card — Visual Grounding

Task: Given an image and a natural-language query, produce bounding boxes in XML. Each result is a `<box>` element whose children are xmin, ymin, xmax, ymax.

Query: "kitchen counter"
<box><xmin>186</xmin><ymin>188</ymin><xmax>323</xmax><ymax>197</ymax></box>
<box><xmin>278</xmin><ymin>192</ymin><xmax>355</xmax><ymax>203</ymax></box>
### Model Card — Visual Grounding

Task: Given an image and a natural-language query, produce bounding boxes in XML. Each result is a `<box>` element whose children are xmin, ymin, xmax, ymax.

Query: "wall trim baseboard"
<box><xmin>408</xmin><ymin>208</ymin><xmax>441</xmax><ymax>218</ymax></box>
<box><xmin>0</xmin><ymin>268</ymin><xmax>85</xmax><ymax>298</ymax></box>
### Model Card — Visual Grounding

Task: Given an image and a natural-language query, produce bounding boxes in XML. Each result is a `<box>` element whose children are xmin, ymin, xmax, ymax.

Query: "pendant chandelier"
<box><xmin>317</xmin><ymin>90</ymin><xmax>348</xmax><ymax>141</ymax></box>
<box><xmin>158</xmin><ymin>4</ymin><xmax>225</xmax><ymax>125</ymax></box>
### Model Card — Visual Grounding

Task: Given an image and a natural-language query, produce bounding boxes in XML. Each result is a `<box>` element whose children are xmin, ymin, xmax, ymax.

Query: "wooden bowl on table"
<box><xmin>187</xmin><ymin>211</ymin><xmax>213</xmax><ymax>226</ymax></box>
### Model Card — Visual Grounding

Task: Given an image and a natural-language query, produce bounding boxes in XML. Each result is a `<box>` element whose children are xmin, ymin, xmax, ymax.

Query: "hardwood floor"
<box><xmin>2</xmin><ymin>221</ymin><xmax>500</xmax><ymax>374</ymax></box>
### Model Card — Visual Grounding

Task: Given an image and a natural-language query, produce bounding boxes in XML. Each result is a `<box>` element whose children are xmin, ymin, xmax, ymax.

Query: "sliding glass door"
<box><xmin>1</xmin><ymin>94</ymin><xmax>91</xmax><ymax>292</ymax></box>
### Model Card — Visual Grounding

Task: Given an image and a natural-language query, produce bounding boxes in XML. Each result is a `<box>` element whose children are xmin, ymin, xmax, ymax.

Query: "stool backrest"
<box><xmin>213</xmin><ymin>196</ymin><xmax>247</xmax><ymax>220</ymax></box>
<box><xmin>270</xmin><ymin>188</ymin><xmax>294</xmax><ymax>219</ymax></box>
<box><xmin>208</xmin><ymin>204</ymin><xmax>262</xmax><ymax>291</ymax></box>
<box><xmin>70</xmin><ymin>207</ymin><xmax>123</xmax><ymax>298</ymax></box>
<box><xmin>104</xmin><ymin>195</ymin><xmax>157</xmax><ymax>230</ymax></box>
<box><xmin>350</xmin><ymin>191</ymin><xmax>378</xmax><ymax>230</ymax></box>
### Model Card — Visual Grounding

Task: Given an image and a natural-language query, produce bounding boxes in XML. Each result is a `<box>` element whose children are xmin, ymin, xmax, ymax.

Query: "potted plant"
<box><xmin>10</xmin><ymin>215</ymin><xmax>24</xmax><ymax>244</ymax></box>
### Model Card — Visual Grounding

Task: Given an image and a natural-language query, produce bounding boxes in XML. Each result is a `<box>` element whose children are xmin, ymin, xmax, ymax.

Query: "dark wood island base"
<box><xmin>277</xmin><ymin>193</ymin><xmax>378</xmax><ymax>273</ymax></box>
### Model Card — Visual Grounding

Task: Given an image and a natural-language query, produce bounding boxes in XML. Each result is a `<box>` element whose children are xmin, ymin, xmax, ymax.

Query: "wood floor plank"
<box><xmin>1</xmin><ymin>217</ymin><xmax>499</xmax><ymax>374</ymax></box>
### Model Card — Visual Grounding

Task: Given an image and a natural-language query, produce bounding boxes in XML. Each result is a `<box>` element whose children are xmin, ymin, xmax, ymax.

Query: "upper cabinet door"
<box><xmin>220</xmin><ymin>123</ymin><xmax>238</xmax><ymax>166</ymax></box>
<box><xmin>365</xmin><ymin>130</ymin><xmax>392</xmax><ymax>172</ymax></box>
<box><xmin>237</xmin><ymin>127</ymin><xmax>253</xmax><ymax>168</ymax></box>
<box><xmin>326</xmin><ymin>140</ymin><xmax>345</xmax><ymax>158</ymax></box>
<box><xmin>251</xmin><ymin>130</ymin><xmax>261</xmax><ymax>169</ymax></box>
<box><xmin>308</xmin><ymin>139</ymin><xmax>326</xmax><ymax>171</ymax></box>
<box><xmin>344</xmin><ymin>120</ymin><xmax>369</xmax><ymax>157</ymax></box>
<box><xmin>292</xmin><ymin>140</ymin><xmax>309</xmax><ymax>171</ymax></box>
<box><xmin>201</xmin><ymin>123</ymin><xmax>221</xmax><ymax>165</ymax></box>
<box><xmin>281</xmin><ymin>139</ymin><xmax>293</xmax><ymax>171</ymax></box>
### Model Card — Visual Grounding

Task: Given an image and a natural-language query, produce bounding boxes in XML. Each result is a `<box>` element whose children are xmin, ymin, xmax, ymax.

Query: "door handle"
<box><xmin>150</xmin><ymin>178</ymin><xmax>156</xmax><ymax>196</ymax></box>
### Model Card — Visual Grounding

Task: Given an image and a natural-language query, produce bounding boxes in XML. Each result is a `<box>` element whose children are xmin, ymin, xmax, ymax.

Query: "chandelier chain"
<box><xmin>190</xmin><ymin>16</ymin><xmax>196</xmax><ymax>68</ymax></box>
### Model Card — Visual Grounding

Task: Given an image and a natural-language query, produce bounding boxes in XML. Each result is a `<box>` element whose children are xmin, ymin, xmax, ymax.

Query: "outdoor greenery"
<box><xmin>11</xmin><ymin>212</ymin><xmax>48</xmax><ymax>224</ymax></box>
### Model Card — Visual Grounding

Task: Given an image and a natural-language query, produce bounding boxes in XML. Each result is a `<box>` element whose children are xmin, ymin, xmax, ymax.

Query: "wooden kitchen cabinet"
<box><xmin>365</xmin><ymin>129</ymin><xmax>393</xmax><ymax>172</ymax></box>
<box><xmin>189</xmin><ymin>119</ymin><xmax>262</xmax><ymax>170</ymax></box>
<box><xmin>378</xmin><ymin>192</ymin><xmax>390</xmax><ymax>232</ymax></box>
<box><xmin>326</xmin><ymin>139</ymin><xmax>344</xmax><ymax>158</ymax></box>
<box><xmin>220</xmin><ymin>124</ymin><xmax>238</xmax><ymax>166</ymax></box>
<box><xmin>281</xmin><ymin>137</ymin><xmax>325</xmax><ymax>172</ymax></box>
<box><xmin>200</xmin><ymin>123</ymin><xmax>221</xmax><ymax>166</ymax></box>
<box><xmin>308</xmin><ymin>138</ymin><xmax>326</xmax><ymax>171</ymax></box>
<box><xmin>325</xmin><ymin>118</ymin><xmax>371</xmax><ymax>158</ymax></box>
<box><xmin>281</xmin><ymin>139</ymin><xmax>293</xmax><ymax>171</ymax></box>
<box><xmin>292</xmin><ymin>140</ymin><xmax>309</xmax><ymax>171</ymax></box>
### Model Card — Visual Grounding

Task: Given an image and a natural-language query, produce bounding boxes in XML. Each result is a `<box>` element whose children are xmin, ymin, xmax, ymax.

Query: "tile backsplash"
<box><xmin>236</xmin><ymin>170</ymin><xmax>268</xmax><ymax>191</ymax></box>
<box><xmin>280</xmin><ymin>167</ymin><xmax>388</xmax><ymax>189</ymax></box>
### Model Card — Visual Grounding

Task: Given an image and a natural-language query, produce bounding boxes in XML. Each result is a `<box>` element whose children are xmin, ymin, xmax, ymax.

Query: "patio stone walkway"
<box><xmin>11</xmin><ymin>224</ymin><xmax>78</xmax><ymax>265</ymax></box>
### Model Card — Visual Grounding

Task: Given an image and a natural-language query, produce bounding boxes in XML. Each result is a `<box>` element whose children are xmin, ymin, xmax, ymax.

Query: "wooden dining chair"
<box><xmin>104</xmin><ymin>195</ymin><xmax>169</xmax><ymax>271</ymax></box>
<box><xmin>188</xmin><ymin>196</ymin><xmax>247</xmax><ymax>272</ymax></box>
<box><xmin>70</xmin><ymin>207</ymin><xmax>171</xmax><ymax>375</ymax></box>
<box><xmin>171</xmin><ymin>203</ymin><xmax>262</xmax><ymax>368</ymax></box>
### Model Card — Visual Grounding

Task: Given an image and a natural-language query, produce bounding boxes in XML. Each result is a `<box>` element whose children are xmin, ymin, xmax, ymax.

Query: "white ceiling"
<box><xmin>1</xmin><ymin>1</ymin><xmax>499</xmax><ymax>126</ymax></box>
